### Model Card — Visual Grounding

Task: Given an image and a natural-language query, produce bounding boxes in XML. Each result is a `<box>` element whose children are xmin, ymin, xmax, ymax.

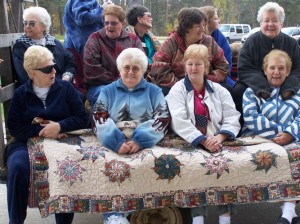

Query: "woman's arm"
<box><xmin>149</xmin><ymin>36</ymin><xmax>182</xmax><ymax>89</ymax></box>
<box><xmin>12</xmin><ymin>42</ymin><xmax>30</xmax><ymax>84</ymax></box>
<box><xmin>93</xmin><ymin>89</ymin><xmax>126</xmax><ymax>152</ymax></box>
<box><xmin>72</xmin><ymin>0</ymin><xmax>103</xmax><ymax>27</ymax></box>
<box><xmin>206</xmin><ymin>38</ymin><xmax>229</xmax><ymax>83</ymax></box>
<box><xmin>243</xmin><ymin>87</ymin><xmax>281</xmax><ymax>137</ymax></box>
<box><xmin>7</xmin><ymin>90</ymin><xmax>43</xmax><ymax>140</ymax></box>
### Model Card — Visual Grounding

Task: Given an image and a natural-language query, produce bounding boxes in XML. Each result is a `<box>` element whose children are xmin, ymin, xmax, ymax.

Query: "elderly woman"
<box><xmin>126</xmin><ymin>4</ymin><xmax>161</xmax><ymax>65</ymax></box>
<box><xmin>199</xmin><ymin>6</ymin><xmax>234</xmax><ymax>87</ymax></box>
<box><xmin>166</xmin><ymin>44</ymin><xmax>240</xmax><ymax>224</ymax></box>
<box><xmin>84</xmin><ymin>4</ymin><xmax>144</xmax><ymax>111</ymax></box>
<box><xmin>149</xmin><ymin>7</ymin><xmax>229</xmax><ymax>96</ymax></box>
<box><xmin>233</xmin><ymin>2</ymin><xmax>300</xmax><ymax>128</ymax></box>
<box><xmin>13</xmin><ymin>6</ymin><xmax>76</xmax><ymax>85</ymax></box>
<box><xmin>242</xmin><ymin>49</ymin><xmax>300</xmax><ymax>224</ymax></box>
<box><xmin>6</xmin><ymin>46</ymin><xmax>86</xmax><ymax>224</ymax></box>
<box><xmin>93</xmin><ymin>47</ymin><xmax>170</xmax><ymax>223</ymax></box>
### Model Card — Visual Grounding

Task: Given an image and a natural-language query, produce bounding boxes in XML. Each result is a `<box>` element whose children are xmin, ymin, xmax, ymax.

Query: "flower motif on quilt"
<box><xmin>77</xmin><ymin>146</ymin><xmax>107</xmax><ymax>162</ymax></box>
<box><xmin>250</xmin><ymin>150</ymin><xmax>278</xmax><ymax>173</ymax></box>
<box><xmin>200</xmin><ymin>154</ymin><xmax>231</xmax><ymax>179</ymax></box>
<box><xmin>102</xmin><ymin>159</ymin><xmax>132</xmax><ymax>185</ymax></box>
<box><xmin>54</xmin><ymin>156</ymin><xmax>86</xmax><ymax>186</ymax></box>
<box><xmin>222</xmin><ymin>146</ymin><xmax>247</xmax><ymax>154</ymax></box>
<box><xmin>125</xmin><ymin>148</ymin><xmax>154</xmax><ymax>161</ymax></box>
<box><xmin>56</xmin><ymin>136</ymin><xmax>85</xmax><ymax>146</ymax></box>
<box><xmin>152</xmin><ymin>154</ymin><xmax>184</xmax><ymax>182</ymax></box>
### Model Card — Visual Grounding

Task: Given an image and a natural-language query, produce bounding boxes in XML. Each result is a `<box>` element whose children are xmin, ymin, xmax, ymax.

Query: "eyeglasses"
<box><xmin>34</xmin><ymin>64</ymin><xmax>56</xmax><ymax>74</ymax></box>
<box><xmin>144</xmin><ymin>13</ymin><xmax>152</xmax><ymax>18</ymax></box>
<box><xmin>23</xmin><ymin>21</ymin><xmax>38</xmax><ymax>28</ymax></box>
<box><xmin>104</xmin><ymin>21</ymin><xmax>120</xmax><ymax>27</ymax></box>
<box><xmin>122</xmin><ymin>66</ymin><xmax>141</xmax><ymax>73</ymax></box>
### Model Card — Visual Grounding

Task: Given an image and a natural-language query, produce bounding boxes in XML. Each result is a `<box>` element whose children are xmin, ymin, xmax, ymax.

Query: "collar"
<box><xmin>183</xmin><ymin>75</ymin><xmax>214</xmax><ymax>93</ymax></box>
<box><xmin>17</xmin><ymin>33</ymin><xmax>56</xmax><ymax>46</ymax></box>
<box><xmin>258</xmin><ymin>30</ymin><xmax>285</xmax><ymax>46</ymax></box>
<box><xmin>99</xmin><ymin>28</ymin><xmax>130</xmax><ymax>40</ymax></box>
<box><xmin>24</xmin><ymin>78</ymin><xmax>62</xmax><ymax>95</ymax></box>
<box><xmin>116</xmin><ymin>78</ymin><xmax>147</xmax><ymax>91</ymax></box>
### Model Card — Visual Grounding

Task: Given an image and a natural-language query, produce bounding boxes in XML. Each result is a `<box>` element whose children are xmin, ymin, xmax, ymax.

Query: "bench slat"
<box><xmin>0</xmin><ymin>33</ymin><xmax>22</xmax><ymax>48</ymax></box>
<box><xmin>0</xmin><ymin>83</ymin><xmax>16</xmax><ymax>103</ymax></box>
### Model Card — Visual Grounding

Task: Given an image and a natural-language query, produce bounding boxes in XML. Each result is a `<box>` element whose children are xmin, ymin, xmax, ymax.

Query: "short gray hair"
<box><xmin>257</xmin><ymin>2</ymin><xmax>285</xmax><ymax>23</ymax></box>
<box><xmin>23</xmin><ymin>6</ymin><xmax>52</xmax><ymax>34</ymax></box>
<box><xmin>116</xmin><ymin>48</ymin><xmax>148</xmax><ymax>73</ymax></box>
<box><xmin>24</xmin><ymin>45</ymin><xmax>54</xmax><ymax>75</ymax></box>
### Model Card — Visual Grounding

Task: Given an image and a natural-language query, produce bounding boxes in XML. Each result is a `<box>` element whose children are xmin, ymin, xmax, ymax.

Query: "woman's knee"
<box><xmin>7</xmin><ymin>149</ymin><xmax>30</xmax><ymax>177</ymax></box>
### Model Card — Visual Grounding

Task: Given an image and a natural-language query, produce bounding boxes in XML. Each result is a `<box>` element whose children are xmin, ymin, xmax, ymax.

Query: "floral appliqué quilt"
<box><xmin>27</xmin><ymin>131</ymin><xmax>300</xmax><ymax>217</ymax></box>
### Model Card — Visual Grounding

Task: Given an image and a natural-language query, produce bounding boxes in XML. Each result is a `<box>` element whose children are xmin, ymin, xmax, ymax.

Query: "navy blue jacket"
<box><xmin>7</xmin><ymin>79</ymin><xmax>86</xmax><ymax>151</ymax></box>
<box><xmin>13</xmin><ymin>35</ymin><xmax>76</xmax><ymax>84</ymax></box>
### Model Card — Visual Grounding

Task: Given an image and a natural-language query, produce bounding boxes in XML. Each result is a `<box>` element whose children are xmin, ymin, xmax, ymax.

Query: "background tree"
<box><xmin>8</xmin><ymin>0</ymin><xmax>300</xmax><ymax>36</ymax></box>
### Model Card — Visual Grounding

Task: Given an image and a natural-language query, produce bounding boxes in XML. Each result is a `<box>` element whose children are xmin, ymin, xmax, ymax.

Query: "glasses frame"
<box><xmin>104</xmin><ymin>21</ymin><xmax>120</xmax><ymax>27</ymax></box>
<box><xmin>34</xmin><ymin>64</ymin><xmax>56</xmax><ymax>74</ymax></box>
<box><xmin>23</xmin><ymin>21</ymin><xmax>39</xmax><ymax>28</ymax></box>
<box><xmin>143</xmin><ymin>13</ymin><xmax>152</xmax><ymax>18</ymax></box>
<box><xmin>122</xmin><ymin>66</ymin><xmax>141</xmax><ymax>74</ymax></box>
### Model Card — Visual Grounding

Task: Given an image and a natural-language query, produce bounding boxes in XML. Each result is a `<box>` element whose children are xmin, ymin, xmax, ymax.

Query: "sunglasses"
<box><xmin>34</xmin><ymin>64</ymin><xmax>56</xmax><ymax>74</ymax></box>
<box><xmin>104</xmin><ymin>21</ymin><xmax>120</xmax><ymax>27</ymax></box>
<box><xmin>23</xmin><ymin>21</ymin><xmax>38</xmax><ymax>28</ymax></box>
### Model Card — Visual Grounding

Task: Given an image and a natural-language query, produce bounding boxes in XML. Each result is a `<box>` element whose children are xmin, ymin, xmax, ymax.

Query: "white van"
<box><xmin>219</xmin><ymin>24</ymin><xmax>251</xmax><ymax>43</ymax></box>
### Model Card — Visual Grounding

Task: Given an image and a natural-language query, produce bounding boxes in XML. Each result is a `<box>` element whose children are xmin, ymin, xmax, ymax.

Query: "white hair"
<box><xmin>23</xmin><ymin>6</ymin><xmax>52</xmax><ymax>34</ymax></box>
<box><xmin>116</xmin><ymin>48</ymin><xmax>148</xmax><ymax>73</ymax></box>
<box><xmin>257</xmin><ymin>2</ymin><xmax>285</xmax><ymax>23</ymax></box>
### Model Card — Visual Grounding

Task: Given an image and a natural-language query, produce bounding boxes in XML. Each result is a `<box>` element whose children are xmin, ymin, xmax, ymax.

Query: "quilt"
<box><xmin>27</xmin><ymin>130</ymin><xmax>300</xmax><ymax>218</ymax></box>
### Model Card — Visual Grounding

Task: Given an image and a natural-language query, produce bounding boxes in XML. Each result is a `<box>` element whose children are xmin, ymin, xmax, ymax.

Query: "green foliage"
<box><xmin>41</xmin><ymin>0</ymin><xmax>300</xmax><ymax>36</ymax></box>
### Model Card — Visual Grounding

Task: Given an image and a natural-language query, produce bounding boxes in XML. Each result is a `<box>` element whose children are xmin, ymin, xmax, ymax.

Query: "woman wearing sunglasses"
<box><xmin>13</xmin><ymin>6</ymin><xmax>76</xmax><ymax>85</ymax></box>
<box><xmin>6</xmin><ymin>45</ymin><xmax>86</xmax><ymax>224</ymax></box>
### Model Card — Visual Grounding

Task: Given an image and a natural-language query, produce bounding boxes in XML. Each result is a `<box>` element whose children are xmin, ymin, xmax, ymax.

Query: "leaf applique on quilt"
<box><xmin>77</xmin><ymin>146</ymin><xmax>108</xmax><ymax>162</ymax></box>
<box><xmin>152</xmin><ymin>154</ymin><xmax>184</xmax><ymax>182</ymax></box>
<box><xmin>125</xmin><ymin>148</ymin><xmax>154</xmax><ymax>161</ymax></box>
<box><xmin>57</xmin><ymin>136</ymin><xmax>85</xmax><ymax>146</ymax></box>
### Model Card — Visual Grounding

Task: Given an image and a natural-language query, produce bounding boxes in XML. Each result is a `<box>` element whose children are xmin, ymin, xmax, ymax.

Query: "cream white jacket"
<box><xmin>166</xmin><ymin>76</ymin><xmax>240</xmax><ymax>147</ymax></box>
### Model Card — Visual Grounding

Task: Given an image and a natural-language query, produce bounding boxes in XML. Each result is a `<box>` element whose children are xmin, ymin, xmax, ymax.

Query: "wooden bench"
<box><xmin>0</xmin><ymin>33</ymin><xmax>21</xmax><ymax>183</ymax></box>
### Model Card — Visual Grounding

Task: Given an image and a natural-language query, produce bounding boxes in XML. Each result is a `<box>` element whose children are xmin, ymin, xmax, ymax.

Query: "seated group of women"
<box><xmin>6</xmin><ymin>2</ymin><xmax>300</xmax><ymax>224</ymax></box>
